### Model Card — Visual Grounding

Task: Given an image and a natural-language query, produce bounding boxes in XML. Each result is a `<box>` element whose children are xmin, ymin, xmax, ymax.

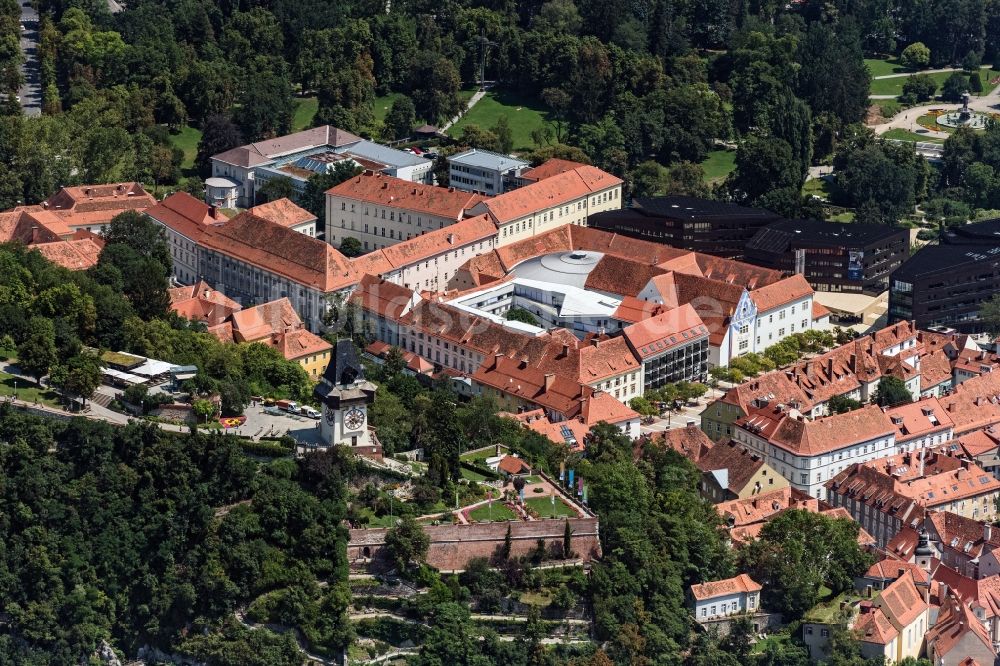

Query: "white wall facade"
<box><xmin>735</xmin><ymin>425</ymin><xmax>896</xmax><ymax>500</ymax></box>
<box><xmin>325</xmin><ymin>195</ymin><xmax>462</xmax><ymax>252</ymax></box>
<box><xmin>694</xmin><ymin>590</ymin><xmax>760</xmax><ymax>621</ymax></box>
<box><xmin>487</xmin><ymin>184</ymin><xmax>623</xmax><ymax>247</ymax></box>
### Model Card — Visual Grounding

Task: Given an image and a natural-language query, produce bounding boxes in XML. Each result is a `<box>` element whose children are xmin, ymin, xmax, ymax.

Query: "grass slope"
<box><xmin>448</xmin><ymin>91</ymin><xmax>550</xmax><ymax>152</ymax></box>
<box><xmin>700</xmin><ymin>149</ymin><xmax>736</xmax><ymax>183</ymax></box>
<box><xmin>293</xmin><ymin>97</ymin><xmax>318</xmax><ymax>131</ymax></box>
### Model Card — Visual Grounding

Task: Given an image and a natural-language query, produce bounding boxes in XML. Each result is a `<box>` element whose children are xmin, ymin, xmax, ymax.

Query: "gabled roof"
<box><xmin>877</xmin><ymin>571</ymin><xmax>926</xmax><ymax>630</ymax></box>
<box><xmin>696</xmin><ymin>440</ymin><xmax>770</xmax><ymax>495</ymax></box>
<box><xmin>200</xmin><ymin>211</ymin><xmax>357</xmax><ymax>292</ymax></box>
<box><xmin>855</xmin><ymin>608</ymin><xmax>898</xmax><ymax>645</ymax></box>
<box><xmin>518</xmin><ymin>158</ymin><xmax>589</xmax><ymax>183</ymax></box>
<box><xmin>168</xmin><ymin>280</ymin><xmax>243</xmax><ymax>326</ymax></box>
<box><xmin>622</xmin><ymin>304</ymin><xmax>708</xmax><ymax>360</ymax></box>
<box><xmin>276</xmin><ymin>328</ymin><xmax>332</xmax><ymax>361</ymax></box>
<box><xmin>230</xmin><ymin>297</ymin><xmax>302</xmax><ymax>343</ymax></box>
<box><xmin>748</xmin><ymin>273</ymin><xmax>812</xmax><ymax>312</ymax></box>
<box><xmin>327</xmin><ymin>172</ymin><xmax>485</xmax><ymax>220</ymax></box>
<box><xmin>927</xmin><ymin>593</ymin><xmax>994</xmax><ymax>658</ymax></box>
<box><xmin>580</xmin><ymin>391</ymin><xmax>639</xmax><ymax>426</ymax></box>
<box><xmin>249</xmin><ymin>198</ymin><xmax>317</xmax><ymax>228</ymax></box>
<box><xmin>473</xmin><ymin>166</ymin><xmax>622</xmax><ymax>224</ymax></box>
<box><xmin>31</xmin><ymin>239</ymin><xmax>103</xmax><ymax>271</ymax></box>
<box><xmin>497</xmin><ymin>455</ymin><xmax>531</xmax><ymax>475</ymax></box>
<box><xmin>350</xmin><ymin>274</ymin><xmax>417</xmax><ymax>322</ymax></box>
<box><xmin>649</xmin><ymin>424</ymin><xmax>714</xmax><ymax>463</ymax></box>
<box><xmin>765</xmin><ymin>404</ymin><xmax>895</xmax><ymax>456</ymax></box>
<box><xmin>885</xmin><ymin>397</ymin><xmax>954</xmax><ymax>442</ymax></box>
<box><xmin>690</xmin><ymin>573</ymin><xmax>762</xmax><ymax>601</ymax></box>
<box><xmin>212</xmin><ymin>126</ymin><xmax>363</xmax><ymax>168</ymax></box>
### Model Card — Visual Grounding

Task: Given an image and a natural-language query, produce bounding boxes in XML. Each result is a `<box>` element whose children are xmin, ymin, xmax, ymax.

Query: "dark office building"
<box><xmin>888</xmin><ymin>242</ymin><xmax>1000</xmax><ymax>332</ymax></box>
<box><xmin>587</xmin><ymin>196</ymin><xmax>782</xmax><ymax>258</ymax></box>
<box><xmin>744</xmin><ymin>219</ymin><xmax>909</xmax><ymax>295</ymax></box>
<box><xmin>889</xmin><ymin>218</ymin><xmax>1000</xmax><ymax>331</ymax></box>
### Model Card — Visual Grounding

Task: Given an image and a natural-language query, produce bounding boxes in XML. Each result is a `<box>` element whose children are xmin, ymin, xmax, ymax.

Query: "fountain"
<box><xmin>937</xmin><ymin>92</ymin><xmax>992</xmax><ymax>129</ymax></box>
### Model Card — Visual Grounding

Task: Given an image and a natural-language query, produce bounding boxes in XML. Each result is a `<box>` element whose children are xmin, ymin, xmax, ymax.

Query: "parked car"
<box><xmin>300</xmin><ymin>406</ymin><xmax>320</xmax><ymax>420</ymax></box>
<box><xmin>276</xmin><ymin>399</ymin><xmax>299</xmax><ymax>414</ymax></box>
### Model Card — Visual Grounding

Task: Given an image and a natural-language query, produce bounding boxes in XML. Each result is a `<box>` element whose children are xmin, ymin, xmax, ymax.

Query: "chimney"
<box><xmin>986</xmin><ymin>523</ymin><xmax>993</xmax><ymax>542</ymax></box>
<box><xmin>492</xmin><ymin>352</ymin><xmax>503</xmax><ymax>370</ymax></box>
<box><xmin>447</xmin><ymin>233</ymin><xmax>455</xmax><ymax>244</ymax></box>
<box><xmin>382</xmin><ymin>182</ymin><xmax>388</xmax><ymax>189</ymax></box>
<box><xmin>590</xmin><ymin>338</ymin><xmax>600</xmax><ymax>347</ymax></box>
<box><xmin>208</xmin><ymin>205</ymin><xmax>217</xmax><ymax>219</ymax></box>
<box><xmin>827</xmin><ymin>356</ymin><xmax>834</xmax><ymax>377</ymax></box>
<box><xmin>544</xmin><ymin>373</ymin><xmax>555</xmax><ymax>391</ymax></box>
<box><xmin>849</xmin><ymin>354</ymin><xmax>856</xmax><ymax>372</ymax></box>
<box><xmin>686</xmin><ymin>420</ymin><xmax>696</xmax><ymax>429</ymax></box>
<box><xmin>560</xmin><ymin>343</ymin><xmax>569</xmax><ymax>358</ymax></box>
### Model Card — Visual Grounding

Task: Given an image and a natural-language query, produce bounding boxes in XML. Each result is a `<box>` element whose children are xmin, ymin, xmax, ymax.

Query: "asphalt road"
<box><xmin>18</xmin><ymin>1</ymin><xmax>41</xmax><ymax>117</ymax></box>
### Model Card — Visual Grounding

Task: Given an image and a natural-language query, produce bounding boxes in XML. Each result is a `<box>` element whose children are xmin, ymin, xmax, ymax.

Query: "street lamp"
<box><xmin>12</xmin><ymin>378</ymin><xmax>16</xmax><ymax>403</ymax></box>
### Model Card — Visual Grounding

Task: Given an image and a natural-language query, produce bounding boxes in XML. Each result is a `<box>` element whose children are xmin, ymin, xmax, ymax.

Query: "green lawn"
<box><xmin>372</xmin><ymin>92</ymin><xmax>404</xmax><ymax>124</ymax></box>
<box><xmin>448</xmin><ymin>91</ymin><xmax>550</xmax><ymax>152</ymax></box>
<box><xmin>170</xmin><ymin>125</ymin><xmax>203</xmax><ymax>171</ymax></box>
<box><xmin>864</xmin><ymin>57</ymin><xmax>909</xmax><ymax>77</ymax></box>
<box><xmin>802</xmin><ymin>177</ymin><xmax>835</xmax><ymax>200</ymax></box>
<box><xmin>468</xmin><ymin>502</ymin><xmax>517</xmax><ymax>522</ymax></box>
<box><xmin>461</xmin><ymin>445</ymin><xmax>506</xmax><ymax>463</ymax></box>
<box><xmin>293</xmin><ymin>97</ymin><xmax>318</xmax><ymax>131</ymax></box>
<box><xmin>461</xmin><ymin>467</ymin><xmax>490</xmax><ymax>482</ymax></box>
<box><xmin>525</xmin><ymin>496</ymin><xmax>576</xmax><ymax>519</ymax></box>
<box><xmin>804</xmin><ymin>591</ymin><xmax>865</xmax><ymax>624</ymax></box>
<box><xmin>870</xmin><ymin>68</ymin><xmax>1000</xmax><ymax>98</ymax></box>
<box><xmin>700</xmin><ymin>149</ymin><xmax>736</xmax><ymax>184</ymax></box>
<box><xmin>0</xmin><ymin>373</ymin><xmax>63</xmax><ymax>408</ymax></box>
<box><xmin>870</xmin><ymin>70</ymin><xmax>956</xmax><ymax>97</ymax></box>
<box><xmin>828</xmin><ymin>211</ymin><xmax>855</xmax><ymax>223</ymax></box>
<box><xmin>882</xmin><ymin>128</ymin><xmax>945</xmax><ymax>143</ymax></box>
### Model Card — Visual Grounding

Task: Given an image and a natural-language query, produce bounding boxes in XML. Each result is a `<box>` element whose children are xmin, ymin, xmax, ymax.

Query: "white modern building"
<box><xmin>447</xmin><ymin>149</ymin><xmax>529</xmax><ymax>194</ymax></box>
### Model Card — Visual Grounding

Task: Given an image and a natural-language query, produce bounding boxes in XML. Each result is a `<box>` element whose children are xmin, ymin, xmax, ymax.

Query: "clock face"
<box><xmin>325</xmin><ymin>405</ymin><xmax>336</xmax><ymax>425</ymax></box>
<box><xmin>344</xmin><ymin>408</ymin><xmax>365</xmax><ymax>431</ymax></box>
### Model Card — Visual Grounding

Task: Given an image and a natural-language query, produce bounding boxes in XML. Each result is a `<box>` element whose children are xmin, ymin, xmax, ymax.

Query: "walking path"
<box><xmin>871</xmin><ymin>64</ymin><xmax>995</xmax><ymax>80</ymax></box>
<box><xmin>870</xmin><ymin>78</ymin><xmax>1000</xmax><ymax>137</ymax></box>
<box><xmin>441</xmin><ymin>87</ymin><xmax>489</xmax><ymax>133</ymax></box>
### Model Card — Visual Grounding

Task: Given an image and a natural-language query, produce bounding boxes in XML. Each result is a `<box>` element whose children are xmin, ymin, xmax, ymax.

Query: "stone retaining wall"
<box><xmin>349</xmin><ymin>517</ymin><xmax>601</xmax><ymax>572</ymax></box>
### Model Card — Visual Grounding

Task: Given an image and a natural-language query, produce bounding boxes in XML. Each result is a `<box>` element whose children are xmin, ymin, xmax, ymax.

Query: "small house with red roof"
<box><xmin>689</xmin><ymin>573</ymin><xmax>763</xmax><ymax>622</ymax></box>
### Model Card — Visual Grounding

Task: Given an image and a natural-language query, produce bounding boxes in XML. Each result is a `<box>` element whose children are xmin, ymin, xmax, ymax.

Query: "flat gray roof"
<box><xmin>448</xmin><ymin>148</ymin><xmax>528</xmax><ymax>172</ymax></box>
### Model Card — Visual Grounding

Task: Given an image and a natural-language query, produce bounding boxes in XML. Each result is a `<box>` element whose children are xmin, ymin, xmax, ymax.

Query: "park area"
<box><xmin>458</xmin><ymin>468</ymin><xmax>587</xmax><ymax>524</ymax></box>
<box><xmin>448</xmin><ymin>91</ymin><xmax>551</xmax><ymax>152</ymax></box>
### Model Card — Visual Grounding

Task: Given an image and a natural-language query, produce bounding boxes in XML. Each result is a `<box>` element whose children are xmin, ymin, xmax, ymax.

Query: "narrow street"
<box><xmin>18</xmin><ymin>1</ymin><xmax>41</xmax><ymax>117</ymax></box>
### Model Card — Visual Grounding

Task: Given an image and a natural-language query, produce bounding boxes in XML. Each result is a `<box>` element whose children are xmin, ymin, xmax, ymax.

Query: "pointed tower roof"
<box><xmin>314</xmin><ymin>339</ymin><xmax>376</xmax><ymax>405</ymax></box>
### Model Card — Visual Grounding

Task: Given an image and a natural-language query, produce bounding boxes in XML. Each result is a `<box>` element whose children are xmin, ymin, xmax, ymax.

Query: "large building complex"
<box><xmin>588</xmin><ymin>196</ymin><xmax>782</xmax><ymax>259</ymax></box>
<box><xmin>745</xmin><ymin>218</ymin><xmax>909</xmax><ymax>295</ymax></box>
<box><xmin>207</xmin><ymin>126</ymin><xmax>432</xmax><ymax>208</ymax></box>
<box><xmin>325</xmin><ymin>172</ymin><xmax>485</xmax><ymax>252</ymax></box>
<box><xmin>890</xmin><ymin>219</ymin><xmax>1000</xmax><ymax>332</ymax></box>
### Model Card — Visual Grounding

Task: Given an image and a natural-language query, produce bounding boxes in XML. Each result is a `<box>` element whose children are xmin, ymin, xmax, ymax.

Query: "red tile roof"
<box><xmin>518</xmin><ymin>158</ymin><xmax>590</xmax><ymax>183</ymax></box>
<box><xmin>612</xmin><ymin>296</ymin><xmax>668</xmax><ymax>323</ymax></box>
<box><xmin>927</xmin><ymin>593</ymin><xmax>993</xmax><ymax>659</ymax></box>
<box><xmin>855</xmin><ymin>608</ymin><xmax>898</xmax><ymax>644</ymax></box>
<box><xmin>690</xmin><ymin>573</ymin><xmax>762</xmax><ymax>601</ymax></box>
<box><xmin>276</xmin><ymin>328</ymin><xmax>332</xmax><ymax>361</ymax></box>
<box><xmin>200</xmin><ymin>211</ymin><xmax>357</xmax><ymax>292</ymax></box>
<box><xmin>696</xmin><ymin>440</ymin><xmax>771</xmax><ymax>495</ymax></box>
<box><xmin>366</xmin><ymin>214</ymin><xmax>496</xmax><ymax>270</ymax></box>
<box><xmin>748</xmin><ymin>273</ymin><xmax>812</xmax><ymax>312</ymax></box>
<box><xmin>230</xmin><ymin>297</ymin><xmax>302</xmax><ymax>343</ymax></box>
<box><xmin>756</xmin><ymin>404</ymin><xmax>896</xmax><ymax>456</ymax></box>
<box><xmin>249</xmin><ymin>198</ymin><xmax>317</xmax><ymax>228</ymax></box>
<box><xmin>498</xmin><ymin>455</ymin><xmax>531</xmax><ymax>475</ymax></box>
<box><xmin>877</xmin><ymin>571</ymin><xmax>927</xmax><ymax>630</ymax></box>
<box><xmin>475</xmin><ymin>167</ymin><xmax>622</xmax><ymax>224</ymax></box>
<box><xmin>622</xmin><ymin>304</ymin><xmax>708</xmax><ymax>359</ymax></box>
<box><xmin>885</xmin><ymin>397</ymin><xmax>954</xmax><ymax>442</ymax></box>
<box><xmin>649</xmin><ymin>424</ymin><xmax>714</xmax><ymax>462</ymax></box>
<box><xmin>328</xmin><ymin>172</ymin><xmax>485</xmax><ymax>220</ymax></box>
<box><xmin>351</xmin><ymin>274</ymin><xmax>417</xmax><ymax>322</ymax></box>
<box><xmin>580</xmin><ymin>391</ymin><xmax>639</xmax><ymax>426</ymax></box>
<box><xmin>31</xmin><ymin>239</ymin><xmax>103</xmax><ymax>270</ymax></box>
<box><xmin>168</xmin><ymin>280</ymin><xmax>243</xmax><ymax>326</ymax></box>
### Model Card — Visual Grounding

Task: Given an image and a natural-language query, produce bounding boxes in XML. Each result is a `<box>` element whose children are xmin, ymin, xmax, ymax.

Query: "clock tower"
<box><xmin>313</xmin><ymin>339</ymin><xmax>381</xmax><ymax>459</ymax></box>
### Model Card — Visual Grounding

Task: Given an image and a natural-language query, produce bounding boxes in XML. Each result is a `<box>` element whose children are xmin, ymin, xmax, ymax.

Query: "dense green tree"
<box><xmin>384</xmin><ymin>514</ymin><xmax>430</xmax><ymax>574</ymax></box>
<box><xmin>941</xmin><ymin>72</ymin><xmax>970</xmax><ymax>102</ymax></box>
<box><xmin>195</xmin><ymin>114</ymin><xmax>244</xmax><ymax>179</ymax></box>
<box><xmin>505</xmin><ymin>307</ymin><xmax>539</xmax><ymax>325</ymax></box>
<box><xmin>738</xmin><ymin>510</ymin><xmax>873</xmax><ymax>620</ymax></box>
<box><xmin>254</xmin><ymin>176</ymin><xmax>297</xmax><ymax>205</ymax></box>
<box><xmin>900</xmin><ymin>41</ymin><xmax>931</xmax><ymax>69</ymax></box>
<box><xmin>873</xmin><ymin>376</ymin><xmax>913</xmax><ymax>406</ymax></box>
<box><xmin>49</xmin><ymin>351</ymin><xmax>102</xmax><ymax>407</ymax></box>
<box><xmin>17</xmin><ymin>316</ymin><xmax>58</xmax><ymax>384</ymax></box>
<box><xmin>339</xmin><ymin>237</ymin><xmax>364</xmax><ymax>258</ymax></box>
<box><xmin>901</xmin><ymin>74</ymin><xmax>938</xmax><ymax>103</ymax></box>
<box><xmin>409</xmin><ymin>54</ymin><xmax>464</xmax><ymax>125</ymax></box>
<box><xmin>383</xmin><ymin>95</ymin><xmax>417</xmax><ymax>141</ymax></box>
<box><xmin>234</xmin><ymin>71</ymin><xmax>294</xmax><ymax>142</ymax></box>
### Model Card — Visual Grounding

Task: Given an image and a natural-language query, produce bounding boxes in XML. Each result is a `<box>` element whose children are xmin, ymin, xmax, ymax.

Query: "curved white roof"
<box><xmin>205</xmin><ymin>176</ymin><xmax>239</xmax><ymax>188</ymax></box>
